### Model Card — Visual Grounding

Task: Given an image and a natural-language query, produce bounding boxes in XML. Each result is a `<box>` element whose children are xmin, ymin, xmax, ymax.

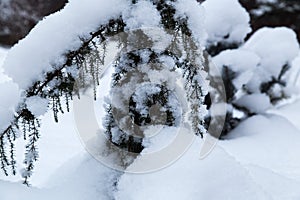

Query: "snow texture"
<box><xmin>123</xmin><ymin>0</ymin><xmax>161</xmax><ymax>30</ymax></box>
<box><xmin>0</xmin><ymin>48</ymin><xmax>20</xmax><ymax>133</ymax></box>
<box><xmin>212</xmin><ymin>27</ymin><xmax>299</xmax><ymax>100</ymax></box>
<box><xmin>26</xmin><ymin>96</ymin><xmax>49</xmax><ymax>117</ymax></box>
<box><xmin>175</xmin><ymin>0</ymin><xmax>207</xmax><ymax>46</ymax></box>
<box><xmin>290</xmin><ymin>52</ymin><xmax>300</xmax><ymax>86</ymax></box>
<box><xmin>114</xmin><ymin>111</ymin><xmax>300</xmax><ymax>200</ymax></box>
<box><xmin>0</xmin><ymin>81</ymin><xmax>19</xmax><ymax>133</ymax></box>
<box><xmin>0</xmin><ymin>48</ymin><xmax>10</xmax><ymax>83</ymax></box>
<box><xmin>212</xmin><ymin>49</ymin><xmax>260</xmax><ymax>90</ymax></box>
<box><xmin>234</xmin><ymin>93</ymin><xmax>271</xmax><ymax>114</ymax></box>
<box><xmin>202</xmin><ymin>0</ymin><xmax>251</xmax><ymax>44</ymax></box>
<box><xmin>243</xmin><ymin>27</ymin><xmax>299</xmax><ymax>78</ymax></box>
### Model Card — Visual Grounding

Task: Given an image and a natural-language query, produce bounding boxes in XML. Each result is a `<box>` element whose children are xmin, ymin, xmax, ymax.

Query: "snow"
<box><xmin>234</xmin><ymin>93</ymin><xmax>272</xmax><ymax>114</ymax></box>
<box><xmin>0</xmin><ymin>0</ymin><xmax>128</xmax><ymax>134</ymax></box>
<box><xmin>1</xmin><ymin>0</ymin><xmax>300</xmax><ymax>199</ymax></box>
<box><xmin>175</xmin><ymin>0</ymin><xmax>207</xmax><ymax>46</ymax></box>
<box><xmin>115</xmin><ymin>111</ymin><xmax>300</xmax><ymax>200</ymax></box>
<box><xmin>0</xmin><ymin>153</ymin><xmax>120</xmax><ymax>200</ymax></box>
<box><xmin>1</xmin><ymin>91</ymin><xmax>297</xmax><ymax>200</ymax></box>
<box><xmin>26</xmin><ymin>96</ymin><xmax>49</xmax><ymax>117</ymax></box>
<box><xmin>123</xmin><ymin>0</ymin><xmax>161</xmax><ymax>30</ymax></box>
<box><xmin>0</xmin><ymin>47</ymin><xmax>10</xmax><ymax>83</ymax></box>
<box><xmin>242</xmin><ymin>27</ymin><xmax>299</xmax><ymax>93</ymax></box>
<box><xmin>243</xmin><ymin>27</ymin><xmax>299</xmax><ymax>78</ymax></box>
<box><xmin>1</xmin><ymin>62</ymin><xmax>300</xmax><ymax>199</ymax></box>
<box><xmin>222</xmin><ymin>114</ymin><xmax>300</xmax><ymax>185</ymax></box>
<box><xmin>142</xmin><ymin>126</ymin><xmax>180</xmax><ymax>153</ymax></box>
<box><xmin>202</xmin><ymin>0</ymin><xmax>251</xmax><ymax>44</ymax></box>
<box><xmin>0</xmin><ymin>80</ymin><xmax>20</xmax><ymax>133</ymax></box>
<box><xmin>3</xmin><ymin>103</ymin><xmax>300</xmax><ymax>199</ymax></box>
<box><xmin>211</xmin><ymin>27</ymin><xmax>299</xmax><ymax>103</ymax></box>
<box><xmin>212</xmin><ymin>49</ymin><xmax>260</xmax><ymax>90</ymax></box>
<box><xmin>3</xmin><ymin>0</ymin><xmax>129</xmax><ymax>90</ymax></box>
<box><xmin>289</xmin><ymin>52</ymin><xmax>300</xmax><ymax>87</ymax></box>
<box><xmin>213</xmin><ymin>49</ymin><xmax>260</xmax><ymax>73</ymax></box>
<box><xmin>116</xmin><ymin>139</ymin><xmax>268</xmax><ymax>200</ymax></box>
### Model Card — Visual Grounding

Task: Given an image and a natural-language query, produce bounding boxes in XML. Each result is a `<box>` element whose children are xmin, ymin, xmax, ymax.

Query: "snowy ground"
<box><xmin>1</xmin><ymin>47</ymin><xmax>300</xmax><ymax>199</ymax></box>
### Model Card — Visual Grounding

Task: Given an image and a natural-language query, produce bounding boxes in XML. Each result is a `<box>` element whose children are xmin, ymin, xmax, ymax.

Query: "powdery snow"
<box><xmin>234</xmin><ymin>93</ymin><xmax>272</xmax><ymax>114</ymax></box>
<box><xmin>289</xmin><ymin>52</ymin><xmax>300</xmax><ymax>87</ymax></box>
<box><xmin>213</xmin><ymin>49</ymin><xmax>260</xmax><ymax>73</ymax></box>
<box><xmin>123</xmin><ymin>0</ymin><xmax>161</xmax><ymax>30</ymax></box>
<box><xmin>114</xmin><ymin>112</ymin><xmax>300</xmax><ymax>200</ymax></box>
<box><xmin>0</xmin><ymin>0</ymin><xmax>128</xmax><ymax>133</ymax></box>
<box><xmin>0</xmin><ymin>81</ymin><xmax>20</xmax><ymax>133</ymax></box>
<box><xmin>0</xmin><ymin>48</ymin><xmax>10</xmax><ymax>83</ymax></box>
<box><xmin>0</xmin><ymin>153</ymin><xmax>120</xmax><ymax>200</ymax></box>
<box><xmin>202</xmin><ymin>0</ymin><xmax>251</xmax><ymax>44</ymax></box>
<box><xmin>212</xmin><ymin>49</ymin><xmax>260</xmax><ymax>90</ymax></box>
<box><xmin>26</xmin><ymin>96</ymin><xmax>49</xmax><ymax>117</ymax></box>
<box><xmin>243</xmin><ymin>27</ymin><xmax>299</xmax><ymax>78</ymax></box>
<box><xmin>115</xmin><ymin>139</ymin><xmax>270</xmax><ymax>200</ymax></box>
<box><xmin>175</xmin><ymin>0</ymin><xmax>207</xmax><ymax>46</ymax></box>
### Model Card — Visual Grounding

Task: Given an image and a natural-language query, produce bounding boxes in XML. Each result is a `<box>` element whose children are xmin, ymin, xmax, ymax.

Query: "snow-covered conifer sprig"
<box><xmin>0</xmin><ymin>17</ymin><xmax>127</xmax><ymax>182</ymax></box>
<box><xmin>0</xmin><ymin>0</ymin><xmax>210</xmax><ymax>181</ymax></box>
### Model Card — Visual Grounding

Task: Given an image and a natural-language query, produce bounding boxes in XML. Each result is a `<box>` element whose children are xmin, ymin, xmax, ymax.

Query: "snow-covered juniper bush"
<box><xmin>0</xmin><ymin>0</ymin><xmax>209</xmax><ymax>184</ymax></box>
<box><xmin>0</xmin><ymin>0</ymin><xmax>299</xmax><ymax>184</ymax></box>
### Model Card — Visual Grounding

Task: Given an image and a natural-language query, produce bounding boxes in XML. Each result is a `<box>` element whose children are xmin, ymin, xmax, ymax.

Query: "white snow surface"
<box><xmin>26</xmin><ymin>96</ymin><xmax>49</xmax><ymax>117</ymax></box>
<box><xmin>288</xmin><ymin>52</ymin><xmax>300</xmax><ymax>87</ymax></box>
<box><xmin>213</xmin><ymin>49</ymin><xmax>260</xmax><ymax>73</ymax></box>
<box><xmin>0</xmin><ymin>47</ymin><xmax>9</xmax><ymax>83</ymax></box>
<box><xmin>243</xmin><ymin>27</ymin><xmax>299</xmax><ymax>78</ymax></box>
<box><xmin>0</xmin><ymin>48</ymin><xmax>20</xmax><ymax>133</ymax></box>
<box><xmin>115</xmin><ymin>112</ymin><xmax>300</xmax><ymax>200</ymax></box>
<box><xmin>234</xmin><ymin>93</ymin><xmax>272</xmax><ymax>114</ymax></box>
<box><xmin>202</xmin><ymin>0</ymin><xmax>251</xmax><ymax>44</ymax></box>
<box><xmin>0</xmin><ymin>80</ymin><xmax>19</xmax><ymax>133</ymax></box>
<box><xmin>212</xmin><ymin>49</ymin><xmax>260</xmax><ymax>90</ymax></box>
<box><xmin>123</xmin><ymin>0</ymin><xmax>161</xmax><ymax>30</ymax></box>
<box><xmin>2</xmin><ymin>98</ymin><xmax>300</xmax><ymax>199</ymax></box>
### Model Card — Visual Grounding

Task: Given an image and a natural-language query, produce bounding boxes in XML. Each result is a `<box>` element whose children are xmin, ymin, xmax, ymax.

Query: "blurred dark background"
<box><xmin>0</xmin><ymin>0</ymin><xmax>68</xmax><ymax>46</ymax></box>
<box><xmin>240</xmin><ymin>0</ymin><xmax>300</xmax><ymax>41</ymax></box>
<box><xmin>0</xmin><ymin>0</ymin><xmax>299</xmax><ymax>47</ymax></box>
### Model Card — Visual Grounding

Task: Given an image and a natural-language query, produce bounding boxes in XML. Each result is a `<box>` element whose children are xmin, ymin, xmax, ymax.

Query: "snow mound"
<box><xmin>115</xmin><ymin>113</ymin><xmax>300</xmax><ymax>200</ymax></box>
<box><xmin>26</xmin><ymin>96</ymin><xmax>49</xmax><ymax>117</ymax></box>
<box><xmin>243</xmin><ymin>27</ymin><xmax>299</xmax><ymax>78</ymax></box>
<box><xmin>0</xmin><ymin>153</ymin><xmax>120</xmax><ymax>200</ymax></box>
<box><xmin>234</xmin><ymin>93</ymin><xmax>271</xmax><ymax>114</ymax></box>
<box><xmin>202</xmin><ymin>0</ymin><xmax>251</xmax><ymax>44</ymax></box>
<box><xmin>116</xmin><ymin>139</ymin><xmax>268</xmax><ymax>200</ymax></box>
<box><xmin>212</xmin><ymin>49</ymin><xmax>260</xmax><ymax>90</ymax></box>
<box><xmin>123</xmin><ymin>0</ymin><xmax>161</xmax><ymax>30</ymax></box>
